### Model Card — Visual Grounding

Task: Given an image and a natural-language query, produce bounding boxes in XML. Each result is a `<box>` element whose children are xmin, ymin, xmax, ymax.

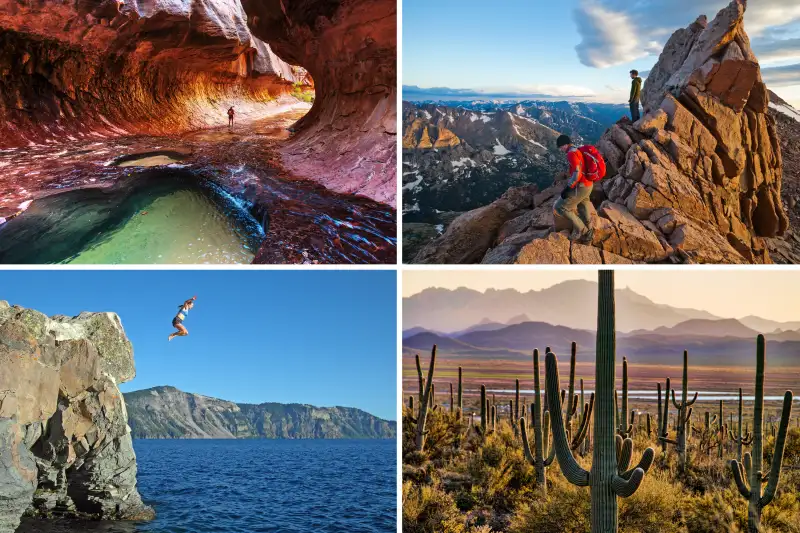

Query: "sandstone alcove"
<box><xmin>0</xmin><ymin>0</ymin><xmax>397</xmax><ymax>264</ymax></box>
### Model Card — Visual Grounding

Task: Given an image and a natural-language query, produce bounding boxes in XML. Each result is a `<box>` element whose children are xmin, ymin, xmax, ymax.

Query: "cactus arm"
<box><xmin>744</xmin><ymin>452</ymin><xmax>753</xmax><ymax>478</ymax></box>
<box><xmin>760</xmin><ymin>391</ymin><xmax>794</xmax><ymax>508</ymax></box>
<box><xmin>520</xmin><ymin>417</ymin><xmax>535</xmax><ymax>465</ymax></box>
<box><xmin>617</xmin><ymin>438</ymin><xmax>633</xmax><ymax>472</ymax></box>
<box><xmin>544</xmin><ymin>351</ymin><xmax>590</xmax><ymax>486</ymax></box>
<box><xmin>671</xmin><ymin>388</ymin><xmax>680</xmax><ymax>410</ymax></box>
<box><xmin>620</xmin><ymin>447</ymin><xmax>654</xmax><ymax>480</ymax></box>
<box><xmin>658</xmin><ymin>437</ymin><xmax>679</xmax><ymax>445</ymax></box>
<box><xmin>570</xmin><ymin>393</ymin><xmax>594</xmax><ymax>451</ymax></box>
<box><xmin>543</xmin><ymin>410</ymin><xmax>556</xmax><ymax>466</ymax></box>
<box><xmin>731</xmin><ymin>460</ymin><xmax>752</xmax><ymax>499</ymax></box>
<box><xmin>611</xmin><ymin>469</ymin><xmax>645</xmax><ymax>497</ymax></box>
<box><xmin>686</xmin><ymin>391</ymin><xmax>699</xmax><ymax>406</ymax></box>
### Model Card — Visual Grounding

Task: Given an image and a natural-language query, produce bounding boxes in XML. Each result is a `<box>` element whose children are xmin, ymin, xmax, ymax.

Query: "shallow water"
<box><xmin>16</xmin><ymin>439</ymin><xmax>396</xmax><ymax>533</ymax></box>
<box><xmin>0</xmin><ymin>171</ymin><xmax>260</xmax><ymax>264</ymax></box>
<box><xmin>0</xmin><ymin>109</ymin><xmax>396</xmax><ymax>264</ymax></box>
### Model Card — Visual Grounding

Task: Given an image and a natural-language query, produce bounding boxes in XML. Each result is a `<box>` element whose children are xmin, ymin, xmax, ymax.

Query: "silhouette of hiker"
<box><xmin>227</xmin><ymin>106</ymin><xmax>235</xmax><ymax>129</ymax></box>
<box><xmin>629</xmin><ymin>70</ymin><xmax>642</xmax><ymax>121</ymax></box>
<box><xmin>168</xmin><ymin>296</ymin><xmax>196</xmax><ymax>341</ymax></box>
<box><xmin>553</xmin><ymin>135</ymin><xmax>606</xmax><ymax>243</ymax></box>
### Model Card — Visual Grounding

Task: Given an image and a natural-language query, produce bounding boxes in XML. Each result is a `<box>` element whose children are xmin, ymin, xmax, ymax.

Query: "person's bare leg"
<box><xmin>169</xmin><ymin>324</ymin><xmax>188</xmax><ymax>341</ymax></box>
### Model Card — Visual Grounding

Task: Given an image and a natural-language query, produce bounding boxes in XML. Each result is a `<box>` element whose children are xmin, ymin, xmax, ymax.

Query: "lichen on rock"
<box><xmin>0</xmin><ymin>302</ymin><xmax>153</xmax><ymax>531</ymax></box>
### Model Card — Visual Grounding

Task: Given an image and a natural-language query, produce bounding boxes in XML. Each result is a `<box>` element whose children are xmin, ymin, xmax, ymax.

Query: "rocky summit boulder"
<box><xmin>433</xmin><ymin>0</ymin><xmax>784</xmax><ymax>265</ymax></box>
<box><xmin>605</xmin><ymin>0</ymin><xmax>785</xmax><ymax>263</ymax></box>
<box><xmin>0</xmin><ymin>302</ymin><xmax>153</xmax><ymax>532</ymax></box>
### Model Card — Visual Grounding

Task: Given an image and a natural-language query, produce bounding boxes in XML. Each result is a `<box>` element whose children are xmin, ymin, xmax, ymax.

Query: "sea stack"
<box><xmin>0</xmin><ymin>301</ymin><xmax>153</xmax><ymax>532</ymax></box>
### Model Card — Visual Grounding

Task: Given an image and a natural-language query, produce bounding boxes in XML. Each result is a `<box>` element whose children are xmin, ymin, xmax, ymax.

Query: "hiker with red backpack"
<box><xmin>553</xmin><ymin>134</ymin><xmax>606</xmax><ymax>243</ymax></box>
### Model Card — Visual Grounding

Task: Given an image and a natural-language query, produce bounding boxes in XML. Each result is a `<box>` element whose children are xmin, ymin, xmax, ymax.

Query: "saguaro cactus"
<box><xmin>656</xmin><ymin>379</ymin><xmax>671</xmax><ymax>454</ymax></box>
<box><xmin>616</xmin><ymin>358</ymin><xmax>633</xmax><ymax>437</ymax></box>
<box><xmin>729</xmin><ymin>388</ymin><xmax>754</xmax><ymax>463</ymax></box>
<box><xmin>659</xmin><ymin>351</ymin><xmax>697</xmax><ymax>471</ymax></box>
<box><xmin>730</xmin><ymin>335</ymin><xmax>794</xmax><ymax>533</ymax></box>
<box><xmin>457</xmin><ymin>367</ymin><xmax>463</xmax><ymax>419</ymax></box>
<box><xmin>415</xmin><ymin>346</ymin><xmax>437</xmax><ymax>451</ymax></box>
<box><xmin>545</xmin><ymin>270</ymin><xmax>654</xmax><ymax>533</ymax></box>
<box><xmin>718</xmin><ymin>400</ymin><xmax>726</xmax><ymax>459</ymax></box>
<box><xmin>519</xmin><ymin>349</ymin><xmax>556</xmax><ymax>495</ymax></box>
<box><xmin>566</xmin><ymin>342</ymin><xmax>579</xmax><ymax>435</ymax></box>
<box><xmin>513</xmin><ymin>378</ymin><xmax>521</xmax><ymax>437</ymax></box>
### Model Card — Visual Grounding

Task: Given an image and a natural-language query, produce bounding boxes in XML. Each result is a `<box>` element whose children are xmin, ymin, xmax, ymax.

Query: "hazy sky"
<box><xmin>1</xmin><ymin>270</ymin><xmax>397</xmax><ymax>421</ymax></box>
<box><xmin>403</xmin><ymin>269</ymin><xmax>800</xmax><ymax>322</ymax></box>
<box><xmin>403</xmin><ymin>0</ymin><xmax>800</xmax><ymax>107</ymax></box>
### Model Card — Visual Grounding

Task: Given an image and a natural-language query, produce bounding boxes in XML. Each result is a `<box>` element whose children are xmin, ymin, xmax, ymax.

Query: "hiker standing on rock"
<box><xmin>629</xmin><ymin>70</ymin><xmax>642</xmax><ymax>121</ymax></box>
<box><xmin>553</xmin><ymin>135</ymin><xmax>606</xmax><ymax>243</ymax></box>
<box><xmin>227</xmin><ymin>106</ymin><xmax>235</xmax><ymax>129</ymax></box>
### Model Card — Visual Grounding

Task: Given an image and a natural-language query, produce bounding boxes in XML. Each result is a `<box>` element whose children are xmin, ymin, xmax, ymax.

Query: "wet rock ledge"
<box><xmin>0</xmin><ymin>302</ymin><xmax>153</xmax><ymax>532</ymax></box>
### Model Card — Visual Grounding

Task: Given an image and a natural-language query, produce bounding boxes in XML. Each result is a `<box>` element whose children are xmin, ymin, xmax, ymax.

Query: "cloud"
<box><xmin>753</xmin><ymin>37</ymin><xmax>800</xmax><ymax>63</ymax></box>
<box><xmin>402</xmin><ymin>85</ymin><xmax>597</xmax><ymax>100</ymax></box>
<box><xmin>573</xmin><ymin>2</ymin><xmax>661</xmax><ymax>68</ymax></box>
<box><xmin>761</xmin><ymin>63</ymin><xmax>800</xmax><ymax>87</ymax></box>
<box><xmin>572</xmin><ymin>0</ymin><xmax>800</xmax><ymax>69</ymax></box>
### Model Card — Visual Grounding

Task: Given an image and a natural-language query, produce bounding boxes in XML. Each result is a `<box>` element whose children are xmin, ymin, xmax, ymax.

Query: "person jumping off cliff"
<box><xmin>227</xmin><ymin>106</ymin><xmax>235</xmax><ymax>129</ymax></box>
<box><xmin>553</xmin><ymin>135</ymin><xmax>606</xmax><ymax>243</ymax></box>
<box><xmin>168</xmin><ymin>296</ymin><xmax>196</xmax><ymax>341</ymax></box>
<box><xmin>629</xmin><ymin>70</ymin><xmax>642</xmax><ymax>121</ymax></box>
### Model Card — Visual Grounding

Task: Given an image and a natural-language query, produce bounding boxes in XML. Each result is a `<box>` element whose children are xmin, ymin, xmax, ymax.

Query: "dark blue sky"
<box><xmin>1</xmin><ymin>269</ymin><xmax>397</xmax><ymax>420</ymax></box>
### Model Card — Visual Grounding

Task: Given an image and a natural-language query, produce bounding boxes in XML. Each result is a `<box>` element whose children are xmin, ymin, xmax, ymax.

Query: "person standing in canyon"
<box><xmin>227</xmin><ymin>106</ymin><xmax>235</xmax><ymax>129</ymax></box>
<box><xmin>168</xmin><ymin>296</ymin><xmax>196</xmax><ymax>341</ymax></box>
<box><xmin>629</xmin><ymin>70</ymin><xmax>642</xmax><ymax>121</ymax></box>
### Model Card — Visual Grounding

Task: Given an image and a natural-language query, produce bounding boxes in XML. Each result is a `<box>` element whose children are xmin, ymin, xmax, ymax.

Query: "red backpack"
<box><xmin>577</xmin><ymin>145</ymin><xmax>606</xmax><ymax>182</ymax></box>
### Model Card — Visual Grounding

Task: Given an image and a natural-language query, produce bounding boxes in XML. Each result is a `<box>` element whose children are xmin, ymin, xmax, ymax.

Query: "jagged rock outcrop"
<box><xmin>0</xmin><ymin>301</ymin><xmax>153</xmax><ymax>532</ymax></box>
<box><xmin>124</xmin><ymin>386</ymin><xmax>397</xmax><ymax>439</ymax></box>
<box><xmin>413</xmin><ymin>0</ymin><xmax>786</xmax><ymax>264</ymax></box>
<box><xmin>242</xmin><ymin>0</ymin><xmax>397</xmax><ymax>206</ymax></box>
<box><xmin>0</xmin><ymin>0</ymin><xmax>303</xmax><ymax>146</ymax></box>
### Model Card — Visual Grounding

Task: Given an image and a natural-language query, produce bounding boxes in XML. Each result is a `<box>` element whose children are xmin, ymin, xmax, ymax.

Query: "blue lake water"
<box><xmin>17</xmin><ymin>439</ymin><xmax>396</xmax><ymax>533</ymax></box>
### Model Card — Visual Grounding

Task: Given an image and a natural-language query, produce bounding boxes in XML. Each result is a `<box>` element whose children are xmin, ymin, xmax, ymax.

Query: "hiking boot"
<box><xmin>568</xmin><ymin>229</ymin><xmax>586</xmax><ymax>242</ymax></box>
<box><xmin>581</xmin><ymin>228</ymin><xmax>595</xmax><ymax>244</ymax></box>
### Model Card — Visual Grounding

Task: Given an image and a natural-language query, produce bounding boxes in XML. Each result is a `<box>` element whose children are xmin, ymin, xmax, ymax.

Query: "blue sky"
<box><xmin>0</xmin><ymin>270</ymin><xmax>397</xmax><ymax>421</ymax></box>
<box><xmin>403</xmin><ymin>0</ymin><xmax>800</xmax><ymax>106</ymax></box>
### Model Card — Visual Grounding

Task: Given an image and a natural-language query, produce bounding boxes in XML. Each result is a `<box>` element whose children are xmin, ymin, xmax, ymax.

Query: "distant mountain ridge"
<box><xmin>123</xmin><ymin>387</ymin><xmax>396</xmax><ymax>440</ymax></box>
<box><xmin>404</xmin><ymin>280</ymin><xmax>727</xmax><ymax>333</ymax></box>
<box><xmin>401</xmin><ymin>99</ymin><xmax>627</xmax><ymax>260</ymax></box>
<box><xmin>403</xmin><ymin>320</ymin><xmax>800</xmax><ymax>368</ymax></box>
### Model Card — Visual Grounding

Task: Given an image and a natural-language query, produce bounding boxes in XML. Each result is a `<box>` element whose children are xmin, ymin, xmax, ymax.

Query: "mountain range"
<box><xmin>402</xmin><ymin>321</ymin><xmax>800</xmax><ymax>368</ymax></box>
<box><xmin>123</xmin><ymin>386</ymin><xmax>396</xmax><ymax>439</ymax></box>
<box><xmin>403</xmin><ymin>280</ymin><xmax>800</xmax><ymax>367</ymax></box>
<box><xmin>401</xmin><ymin>99</ymin><xmax>628</xmax><ymax>259</ymax></box>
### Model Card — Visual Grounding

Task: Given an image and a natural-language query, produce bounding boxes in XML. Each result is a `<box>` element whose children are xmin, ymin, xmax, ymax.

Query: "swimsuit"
<box><xmin>173</xmin><ymin>306</ymin><xmax>189</xmax><ymax>326</ymax></box>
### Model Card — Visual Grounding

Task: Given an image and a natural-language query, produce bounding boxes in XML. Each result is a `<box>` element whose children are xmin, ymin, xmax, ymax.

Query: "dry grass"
<box><xmin>403</xmin><ymin>413</ymin><xmax>800</xmax><ymax>533</ymax></box>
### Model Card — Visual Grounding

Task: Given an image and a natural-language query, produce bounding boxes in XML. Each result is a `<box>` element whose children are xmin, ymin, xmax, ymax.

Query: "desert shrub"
<box><xmin>761</xmin><ymin>491</ymin><xmax>800</xmax><ymax>533</ymax></box>
<box><xmin>507</xmin><ymin>475</ymin><xmax>591</xmax><ymax>533</ymax></box>
<box><xmin>403</xmin><ymin>481</ymin><xmax>466</xmax><ymax>533</ymax></box>
<box><xmin>619</xmin><ymin>469</ymin><xmax>684</xmax><ymax>533</ymax></box>
<box><xmin>684</xmin><ymin>486</ymin><xmax>743</xmax><ymax>533</ymax></box>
